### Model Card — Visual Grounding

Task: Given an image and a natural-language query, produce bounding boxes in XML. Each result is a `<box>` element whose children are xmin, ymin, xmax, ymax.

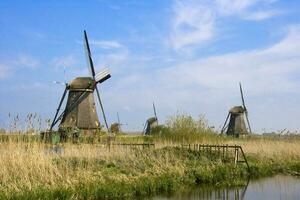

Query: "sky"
<box><xmin>0</xmin><ymin>0</ymin><xmax>300</xmax><ymax>133</ymax></box>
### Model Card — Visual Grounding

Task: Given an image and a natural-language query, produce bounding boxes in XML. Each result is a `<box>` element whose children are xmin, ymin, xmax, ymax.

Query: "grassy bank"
<box><xmin>0</xmin><ymin>114</ymin><xmax>299</xmax><ymax>199</ymax></box>
<box><xmin>0</xmin><ymin>138</ymin><xmax>299</xmax><ymax>199</ymax></box>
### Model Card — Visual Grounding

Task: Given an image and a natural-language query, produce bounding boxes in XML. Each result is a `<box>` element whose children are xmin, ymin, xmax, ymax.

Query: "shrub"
<box><xmin>154</xmin><ymin>114</ymin><xmax>217</xmax><ymax>142</ymax></box>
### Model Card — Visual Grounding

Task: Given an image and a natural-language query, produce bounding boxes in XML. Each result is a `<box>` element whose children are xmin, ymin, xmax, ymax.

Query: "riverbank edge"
<box><xmin>2</xmin><ymin>151</ymin><xmax>300</xmax><ymax>200</ymax></box>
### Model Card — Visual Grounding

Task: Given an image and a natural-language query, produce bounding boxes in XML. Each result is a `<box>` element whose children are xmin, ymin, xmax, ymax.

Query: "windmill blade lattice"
<box><xmin>239</xmin><ymin>82</ymin><xmax>247</xmax><ymax>111</ymax></box>
<box><xmin>153</xmin><ymin>102</ymin><xmax>157</xmax><ymax>120</ymax></box>
<box><xmin>84</xmin><ymin>30</ymin><xmax>96</xmax><ymax>77</ymax></box>
<box><xmin>239</xmin><ymin>82</ymin><xmax>252</xmax><ymax>134</ymax></box>
<box><xmin>84</xmin><ymin>30</ymin><xmax>110</xmax><ymax>132</ymax></box>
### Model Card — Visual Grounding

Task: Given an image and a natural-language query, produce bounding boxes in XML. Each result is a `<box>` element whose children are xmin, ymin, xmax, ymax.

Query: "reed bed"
<box><xmin>0</xmin><ymin>114</ymin><xmax>299</xmax><ymax>199</ymax></box>
<box><xmin>0</xmin><ymin>136</ymin><xmax>299</xmax><ymax>199</ymax></box>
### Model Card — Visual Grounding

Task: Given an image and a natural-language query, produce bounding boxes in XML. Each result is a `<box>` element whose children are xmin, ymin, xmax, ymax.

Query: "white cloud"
<box><xmin>170</xmin><ymin>0</ymin><xmax>215</xmax><ymax>50</ymax></box>
<box><xmin>89</xmin><ymin>40</ymin><xmax>123</xmax><ymax>49</ymax></box>
<box><xmin>76</xmin><ymin>39</ymin><xmax>123</xmax><ymax>49</ymax></box>
<box><xmin>0</xmin><ymin>55</ymin><xmax>39</xmax><ymax>80</ymax></box>
<box><xmin>108</xmin><ymin>24</ymin><xmax>300</xmax><ymax>132</ymax></box>
<box><xmin>243</xmin><ymin>10</ymin><xmax>280</xmax><ymax>21</ymax></box>
<box><xmin>0</xmin><ymin>64</ymin><xmax>13</xmax><ymax>80</ymax></box>
<box><xmin>167</xmin><ymin>25</ymin><xmax>300</xmax><ymax>93</ymax></box>
<box><xmin>15</xmin><ymin>55</ymin><xmax>39</xmax><ymax>68</ymax></box>
<box><xmin>93</xmin><ymin>48</ymin><xmax>130</xmax><ymax>74</ymax></box>
<box><xmin>215</xmin><ymin>0</ymin><xmax>259</xmax><ymax>15</ymax></box>
<box><xmin>52</xmin><ymin>55</ymin><xmax>77</xmax><ymax>69</ymax></box>
<box><xmin>170</xmin><ymin>0</ymin><xmax>280</xmax><ymax>50</ymax></box>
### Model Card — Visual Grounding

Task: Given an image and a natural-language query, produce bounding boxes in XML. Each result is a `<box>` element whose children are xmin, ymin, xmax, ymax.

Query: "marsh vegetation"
<box><xmin>0</xmin><ymin>114</ymin><xmax>299</xmax><ymax>199</ymax></box>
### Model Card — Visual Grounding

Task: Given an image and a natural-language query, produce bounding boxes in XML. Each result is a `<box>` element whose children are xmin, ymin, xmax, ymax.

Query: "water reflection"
<box><xmin>151</xmin><ymin>175</ymin><xmax>300</xmax><ymax>200</ymax></box>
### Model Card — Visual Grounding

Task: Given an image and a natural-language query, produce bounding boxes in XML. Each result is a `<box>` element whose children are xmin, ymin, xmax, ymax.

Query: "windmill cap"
<box><xmin>68</xmin><ymin>77</ymin><xmax>95</xmax><ymax>90</ymax></box>
<box><xmin>147</xmin><ymin>117</ymin><xmax>158</xmax><ymax>123</ymax></box>
<box><xmin>229</xmin><ymin>106</ymin><xmax>245</xmax><ymax>114</ymax></box>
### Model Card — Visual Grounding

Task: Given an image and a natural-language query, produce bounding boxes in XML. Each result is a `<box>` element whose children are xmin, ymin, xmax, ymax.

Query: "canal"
<box><xmin>150</xmin><ymin>175</ymin><xmax>300</xmax><ymax>200</ymax></box>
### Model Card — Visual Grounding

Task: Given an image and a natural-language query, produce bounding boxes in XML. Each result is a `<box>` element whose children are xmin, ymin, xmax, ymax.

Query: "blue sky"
<box><xmin>0</xmin><ymin>0</ymin><xmax>300</xmax><ymax>133</ymax></box>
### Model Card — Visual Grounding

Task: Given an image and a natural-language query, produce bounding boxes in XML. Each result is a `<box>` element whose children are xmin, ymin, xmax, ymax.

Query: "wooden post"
<box><xmin>226</xmin><ymin>144</ymin><xmax>228</xmax><ymax>161</ymax></box>
<box><xmin>236</xmin><ymin>146</ymin><xmax>239</xmax><ymax>163</ymax></box>
<box><xmin>234</xmin><ymin>145</ymin><xmax>238</xmax><ymax>165</ymax></box>
<box><xmin>222</xmin><ymin>146</ymin><xmax>225</xmax><ymax>161</ymax></box>
<box><xmin>239</xmin><ymin>146</ymin><xmax>250</xmax><ymax>173</ymax></box>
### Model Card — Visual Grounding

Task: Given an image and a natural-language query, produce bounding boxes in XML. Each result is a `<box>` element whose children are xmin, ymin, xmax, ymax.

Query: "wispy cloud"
<box><xmin>0</xmin><ymin>55</ymin><xmax>39</xmax><ymax>80</ymax></box>
<box><xmin>0</xmin><ymin>64</ymin><xmax>13</xmax><ymax>80</ymax></box>
<box><xmin>170</xmin><ymin>0</ymin><xmax>215</xmax><ymax>50</ymax></box>
<box><xmin>95</xmin><ymin>50</ymin><xmax>129</xmax><ymax>67</ymax></box>
<box><xmin>14</xmin><ymin>55</ymin><xmax>39</xmax><ymax>68</ymax></box>
<box><xmin>77</xmin><ymin>39</ymin><xmax>123</xmax><ymax>49</ymax></box>
<box><xmin>52</xmin><ymin>55</ymin><xmax>77</xmax><ymax>69</ymax></box>
<box><xmin>169</xmin><ymin>0</ymin><xmax>280</xmax><ymax>51</ymax></box>
<box><xmin>110</xmin><ymin>24</ymin><xmax>300</xmax><ymax>131</ymax></box>
<box><xmin>90</xmin><ymin>40</ymin><xmax>123</xmax><ymax>49</ymax></box>
<box><xmin>25</xmin><ymin>31</ymin><xmax>46</xmax><ymax>40</ymax></box>
<box><xmin>215</xmin><ymin>0</ymin><xmax>259</xmax><ymax>16</ymax></box>
<box><xmin>243</xmin><ymin>9</ymin><xmax>280</xmax><ymax>21</ymax></box>
<box><xmin>167</xmin><ymin>25</ymin><xmax>300</xmax><ymax>93</ymax></box>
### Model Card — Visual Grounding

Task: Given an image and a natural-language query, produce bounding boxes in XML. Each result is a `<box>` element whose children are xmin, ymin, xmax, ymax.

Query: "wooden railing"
<box><xmin>181</xmin><ymin>144</ymin><xmax>250</xmax><ymax>172</ymax></box>
<box><xmin>110</xmin><ymin>143</ymin><xmax>155</xmax><ymax>149</ymax></box>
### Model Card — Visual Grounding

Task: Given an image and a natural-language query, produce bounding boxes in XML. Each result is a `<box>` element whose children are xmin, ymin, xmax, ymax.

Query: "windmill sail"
<box><xmin>83</xmin><ymin>30</ymin><xmax>110</xmax><ymax>132</ymax></box>
<box><xmin>239</xmin><ymin>82</ymin><xmax>252</xmax><ymax>134</ymax></box>
<box><xmin>95</xmin><ymin>68</ymin><xmax>111</xmax><ymax>83</ymax></box>
<box><xmin>84</xmin><ymin>30</ymin><xmax>96</xmax><ymax>77</ymax></box>
<box><xmin>117</xmin><ymin>112</ymin><xmax>120</xmax><ymax>125</ymax></box>
<box><xmin>239</xmin><ymin>82</ymin><xmax>246</xmax><ymax>110</ymax></box>
<box><xmin>153</xmin><ymin>102</ymin><xmax>157</xmax><ymax>120</ymax></box>
<box><xmin>50</xmin><ymin>87</ymin><xmax>68</xmax><ymax>130</ymax></box>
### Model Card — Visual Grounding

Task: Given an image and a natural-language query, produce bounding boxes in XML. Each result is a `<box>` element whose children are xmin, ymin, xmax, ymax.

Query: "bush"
<box><xmin>154</xmin><ymin>114</ymin><xmax>217</xmax><ymax>142</ymax></box>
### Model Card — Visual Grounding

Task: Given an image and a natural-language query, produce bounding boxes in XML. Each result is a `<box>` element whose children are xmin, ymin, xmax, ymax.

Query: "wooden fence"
<box><xmin>181</xmin><ymin>144</ymin><xmax>250</xmax><ymax>172</ymax></box>
<box><xmin>110</xmin><ymin>143</ymin><xmax>155</xmax><ymax>150</ymax></box>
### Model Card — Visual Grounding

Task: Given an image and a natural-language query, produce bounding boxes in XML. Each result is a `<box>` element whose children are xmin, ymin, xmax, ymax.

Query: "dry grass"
<box><xmin>0</xmin><ymin>141</ymin><xmax>184</xmax><ymax>196</ymax></box>
<box><xmin>235</xmin><ymin>139</ymin><xmax>300</xmax><ymax>159</ymax></box>
<box><xmin>0</xmin><ymin>136</ymin><xmax>299</xmax><ymax>196</ymax></box>
<box><xmin>0</xmin><ymin>113</ymin><xmax>299</xmax><ymax>198</ymax></box>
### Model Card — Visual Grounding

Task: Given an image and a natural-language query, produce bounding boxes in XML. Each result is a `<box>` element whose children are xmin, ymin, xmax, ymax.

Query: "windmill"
<box><xmin>143</xmin><ymin>102</ymin><xmax>158</xmax><ymax>135</ymax></box>
<box><xmin>221</xmin><ymin>83</ymin><xmax>252</xmax><ymax>137</ymax></box>
<box><xmin>110</xmin><ymin>112</ymin><xmax>122</xmax><ymax>133</ymax></box>
<box><xmin>49</xmin><ymin>30</ymin><xmax>111</xmax><ymax>133</ymax></box>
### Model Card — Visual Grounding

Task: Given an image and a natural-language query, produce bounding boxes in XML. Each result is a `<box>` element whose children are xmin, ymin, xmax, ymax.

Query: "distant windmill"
<box><xmin>110</xmin><ymin>112</ymin><xmax>123</xmax><ymax>133</ymax></box>
<box><xmin>221</xmin><ymin>83</ymin><xmax>252</xmax><ymax>137</ymax></box>
<box><xmin>49</xmin><ymin>30</ymin><xmax>111</xmax><ymax>132</ymax></box>
<box><xmin>143</xmin><ymin>102</ymin><xmax>158</xmax><ymax>135</ymax></box>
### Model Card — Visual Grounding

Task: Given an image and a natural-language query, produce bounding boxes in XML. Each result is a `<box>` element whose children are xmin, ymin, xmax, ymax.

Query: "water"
<box><xmin>151</xmin><ymin>175</ymin><xmax>300</xmax><ymax>200</ymax></box>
